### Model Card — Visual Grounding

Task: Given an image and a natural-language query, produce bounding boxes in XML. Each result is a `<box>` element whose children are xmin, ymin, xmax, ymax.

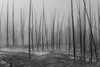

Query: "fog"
<box><xmin>0</xmin><ymin>0</ymin><xmax>99</xmax><ymax>46</ymax></box>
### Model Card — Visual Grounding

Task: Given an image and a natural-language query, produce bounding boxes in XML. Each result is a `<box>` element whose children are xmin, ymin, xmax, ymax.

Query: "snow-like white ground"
<box><xmin>0</xmin><ymin>48</ymin><xmax>50</xmax><ymax>55</ymax></box>
<box><xmin>0</xmin><ymin>47</ymin><xmax>75</xmax><ymax>56</ymax></box>
<box><xmin>0</xmin><ymin>45</ymin><xmax>72</xmax><ymax>55</ymax></box>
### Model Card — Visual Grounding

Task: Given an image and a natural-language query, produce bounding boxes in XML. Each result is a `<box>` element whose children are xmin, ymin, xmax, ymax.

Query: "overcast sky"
<box><xmin>0</xmin><ymin>0</ymin><xmax>99</xmax><ymax>46</ymax></box>
<box><xmin>0</xmin><ymin>0</ymin><xmax>98</xmax><ymax>27</ymax></box>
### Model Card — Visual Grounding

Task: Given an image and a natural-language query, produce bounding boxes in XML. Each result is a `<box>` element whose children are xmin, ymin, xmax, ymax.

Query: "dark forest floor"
<box><xmin>0</xmin><ymin>51</ymin><xmax>99</xmax><ymax>67</ymax></box>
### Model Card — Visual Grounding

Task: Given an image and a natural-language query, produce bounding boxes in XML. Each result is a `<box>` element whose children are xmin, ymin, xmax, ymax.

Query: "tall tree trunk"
<box><xmin>34</xmin><ymin>10</ymin><xmax>38</xmax><ymax>50</ymax></box>
<box><xmin>12</xmin><ymin>0</ymin><xmax>15</xmax><ymax>46</ymax></box>
<box><xmin>38</xmin><ymin>15</ymin><xmax>42</xmax><ymax>50</ymax></box>
<box><xmin>6</xmin><ymin>0</ymin><xmax>9</xmax><ymax>47</ymax></box>
<box><xmin>76</xmin><ymin>0</ymin><xmax>83</xmax><ymax>60</ymax></box>
<box><xmin>59</xmin><ymin>15</ymin><xmax>64</xmax><ymax>51</ymax></box>
<box><xmin>56</xmin><ymin>12</ymin><xmax>59</xmax><ymax>50</ymax></box>
<box><xmin>83</xmin><ymin>4</ymin><xmax>86</xmax><ymax>62</ymax></box>
<box><xmin>28</xmin><ymin>0</ymin><xmax>32</xmax><ymax>60</ymax></box>
<box><xmin>51</xmin><ymin>9</ymin><xmax>56</xmax><ymax>51</ymax></box>
<box><xmin>45</xmin><ymin>20</ymin><xmax>48</xmax><ymax>50</ymax></box>
<box><xmin>0</xmin><ymin>5</ymin><xmax>3</xmax><ymax>46</ymax></box>
<box><xmin>89</xmin><ymin>0</ymin><xmax>93</xmax><ymax>63</ymax></box>
<box><xmin>71</xmin><ymin>0</ymin><xmax>76</xmax><ymax>59</ymax></box>
<box><xmin>68</xmin><ymin>18</ymin><xmax>71</xmax><ymax>53</ymax></box>
<box><xmin>31</xmin><ymin>6</ymin><xmax>34</xmax><ymax>52</ymax></box>
<box><xmin>20</xmin><ymin>8</ymin><xmax>25</xmax><ymax>46</ymax></box>
<box><xmin>83</xmin><ymin>0</ymin><xmax>98</xmax><ymax>62</ymax></box>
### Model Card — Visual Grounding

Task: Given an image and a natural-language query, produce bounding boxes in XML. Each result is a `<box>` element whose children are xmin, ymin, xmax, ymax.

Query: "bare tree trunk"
<box><xmin>97</xmin><ymin>0</ymin><xmax>100</xmax><ymax>50</ymax></box>
<box><xmin>42</xmin><ymin>20</ymin><xmax>44</xmax><ymax>51</ymax></box>
<box><xmin>71</xmin><ymin>0</ymin><xmax>76</xmax><ymax>59</ymax></box>
<box><xmin>20</xmin><ymin>8</ymin><xmax>25</xmax><ymax>47</ymax></box>
<box><xmin>34</xmin><ymin>10</ymin><xmax>38</xmax><ymax>50</ymax></box>
<box><xmin>38</xmin><ymin>15</ymin><xmax>42</xmax><ymax>50</ymax></box>
<box><xmin>12</xmin><ymin>0</ymin><xmax>15</xmax><ymax>46</ymax></box>
<box><xmin>41</xmin><ymin>2</ymin><xmax>45</xmax><ymax>51</ymax></box>
<box><xmin>83</xmin><ymin>4</ymin><xmax>86</xmax><ymax>62</ymax></box>
<box><xmin>83</xmin><ymin>0</ymin><xmax>98</xmax><ymax>63</ymax></box>
<box><xmin>89</xmin><ymin>0</ymin><xmax>93</xmax><ymax>63</ymax></box>
<box><xmin>59</xmin><ymin>15</ymin><xmax>64</xmax><ymax>51</ymax></box>
<box><xmin>31</xmin><ymin>6</ymin><xmax>34</xmax><ymax>52</ymax></box>
<box><xmin>28</xmin><ymin>0</ymin><xmax>32</xmax><ymax>60</ymax></box>
<box><xmin>68</xmin><ymin>18</ymin><xmax>71</xmax><ymax>53</ymax></box>
<box><xmin>45</xmin><ymin>20</ymin><xmax>48</xmax><ymax>50</ymax></box>
<box><xmin>51</xmin><ymin>9</ymin><xmax>56</xmax><ymax>51</ymax></box>
<box><xmin>76</xmin><ymin>0</ymin><xmax>83</xmax><ymax>60</ymax></box>
<box><xmin>56</xmin><ymin>12</ymin><xmax>59</xmax><ymax>50</ymax></box>
<box><xmin>6</xmin><ymin>0</ymin><xmax>9</xmax><ymax>47</ymax></box>
<box><xmin>0</xmin><ymin>5</ymin><xmax>3</xmax><ymax>46</ymax></box>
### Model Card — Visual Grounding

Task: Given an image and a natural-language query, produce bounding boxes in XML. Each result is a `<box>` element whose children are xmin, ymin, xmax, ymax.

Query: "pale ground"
<box><xmin>0</xmin><ymin>45</ymin><xmax>69</xmax><ymax>55</ymax></box>
<box><xmin>0</xmin><ymin>47</ymin><xmax>49</xmax><ymax>55</ymax></box>
<box><xmin>0</xmin><ymin>47</ymin><xmax>98</xmax><ymax>62</ymax></box>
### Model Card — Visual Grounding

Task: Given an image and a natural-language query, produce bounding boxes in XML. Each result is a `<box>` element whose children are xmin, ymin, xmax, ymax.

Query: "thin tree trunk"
<box><xmin>38</xmin><ymin>15</ymin><xmax>42</xmax><ymax>50</ymax></box>
<box><xmin>76</xmin><ymin>0</ymin><xmax>83</xmax><ymax>61</ymax></box>
<box><xmin>68</xmin><ymin>18</ymin><xmax>71</xmax><ymax>53</ymax></box>
<box><xmin>28</xmin><ymin>0</ymin><xmax>32</xmax><ymax>60</ymax></box>
<box><xmin>0</xmin><ymin>4</ymin><xmax>3</xmax><ymax>46</ymax></box>
<box><xmin>12</xmin><ymin>0</ymin><xmax>15</xmax><ymax>46</ymax></box>
<box><xmin>34</xmin><ymin>10</ymin><xmax>38</xmax><ymax>50</ymax></box>
<box><xmin>89</xmin><ymin>0</ymin><xmax>93</xmax><ymax>63</ymax></box>
<box><xmin>20</xmin><ymin>8</ymin><xmax>25</xmax><ymax>46</ymax></box>
<box><xmin>97</xmin><ymin>0</ymin><xmax>100</xmax><ymax>50</ymax></box>
<box><xmin>71</xmin><ymin>0</ymin><xmax>76</xmax><ymax>59</ymax></box>
<box><xmin>6</xmin><ymin>0</ymin><xmax>9</xmax><ymax>47</ymax></box>
<box><xmin>83</xmin><ymin>5</ymin><xmax>86</xmax><ymax>62</ymax></box>
<box><xmin>56</xmin><ymin>12</ymin><xmax>59</xmax><ymax>50</ymax></box>
<box><xmin>45</xmin><ymin>20</ymin><xmax>48</xmax><ymax>50</ymax></box>
<box><xmin>51</xmin><ymin>9</ymin><xmax>56</xmax><ymax>51</ymax></box>
<box><xmin>31</xmin><ymin>6</ymin><xmax>34</xmax><ymax>52</ymax></box>
<box><xmin>59</xmin><ymin>15</ymin><xmax>64</xmax><ymax>51</ymax></box>
<box><xmin>83</xmin><ymin>0</ymin><xmax>98</xmax><ymax>62</ymax></box>
<box><xmin>41</xmin><ymin>2</ymin><xmax>45</xmax><ymax>51</ymax></box>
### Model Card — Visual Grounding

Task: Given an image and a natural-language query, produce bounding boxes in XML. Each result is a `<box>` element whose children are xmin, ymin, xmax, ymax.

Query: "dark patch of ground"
<box><xmin>0</xmin><ymin>52</ymin><xmax>99</xmax><ymax>67</ymax></box>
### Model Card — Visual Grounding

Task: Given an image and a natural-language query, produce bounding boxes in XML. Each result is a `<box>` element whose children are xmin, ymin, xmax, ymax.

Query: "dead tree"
<box><xmin>82</xmin><ymin>3</ymin><xmax>86</xmax><ymax>62</ymax></box>
<box><xmin>83</xmin><ymin>0</ymin><xmax>98</xmax><ymax>63</ymax></box>
<box><xmin>37</xmin><ymin>15</ymin><xmax>42</xmax><ymax>50</ymax></box>
<box><xmin>68</xmin><ymin>17</ymin><xmax>71</xmax><ymax>53</ymax></box>
<box><xmin>51</xmin><ymin>9</ymin><xmax>56</xmax><ymax>51</ymax></box>
<box><xmin>0</xmin><ymin>4</ymin><xmax>3</xmax><ymax>45</ymax></box>
<box><xmin>28</xmin><ymin>0</ymin><xmax>32</xmax><ymax>60</ymax></box>
<box><xmin>6</xmin><ymin>0</ymin><xmax>9</xmax><ymax>47</ymax></box>
<box><xmin>41</xmin><ymin>1</ymin><xmax>46</xmax><ymax>51</ymax></box>
<box><xmin>44</xmin><ymin>18</ymin><xmax>48</xmax><ymax>50</ymax></box>
<box><xmin>20</xmin><ymin>8</ymin><xmax>25</xmax><ymax>46</ymax></box>
<box><xmin>71</xmin><ymin>0</ymin><xmax>76</xmax><ymax>59</ymax></box>
<box><xmin>34</xmin><ymin>10</ymin><xmax>38</xmax><ymax>50</ymax></box>
<box><xmin>58</xmin><ymin>15</ymin><xmax>64</xmax><ymax>51</ymax></box>
<box><xmin>31</xmin><ymin>4</ymin><xmax>34</xmax><ymax>52</ymax></box>
<box><xmin>56</xmin><ymin>12</ymin><xmax>60</xmax><ymax>50</ymax></box>
<box><xmin>12</xmin><ymin>0</ymin><xmax>15</xmax><ymax>46</ymax></box>
<box><xmin>97</xmin><ymin>0</ymin><xmax>100</xmax><ymax>49</ymax></box>
<box><xmin>76</xmin><ymin>0</ymin><xmax>83</xmax><ymax>61</ymax></box>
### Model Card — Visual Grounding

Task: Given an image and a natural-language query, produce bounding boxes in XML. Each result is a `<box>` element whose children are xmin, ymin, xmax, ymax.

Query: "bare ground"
<box><xmin>0</xmin><ymin>48</ymin><xmax>99</xmax><ymax>67</ymax></box>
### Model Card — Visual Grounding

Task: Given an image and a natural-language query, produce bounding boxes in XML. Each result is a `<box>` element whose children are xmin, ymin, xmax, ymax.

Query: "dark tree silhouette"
<box><xmin>71</xmin><ymin>0</ymin><xmax>76</xmax><ymax>59</ymax></box>
<box><xmin>6</xmin><ymin>0</ymin><xmax>9</xmax><ymax>47</ymax></box>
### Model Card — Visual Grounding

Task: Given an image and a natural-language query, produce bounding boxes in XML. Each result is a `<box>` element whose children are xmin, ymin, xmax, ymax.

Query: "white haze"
<box><xmin>0</xmin><ymin>0</ymin><xmax>99</xmax><ymax>47</ymax></box>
